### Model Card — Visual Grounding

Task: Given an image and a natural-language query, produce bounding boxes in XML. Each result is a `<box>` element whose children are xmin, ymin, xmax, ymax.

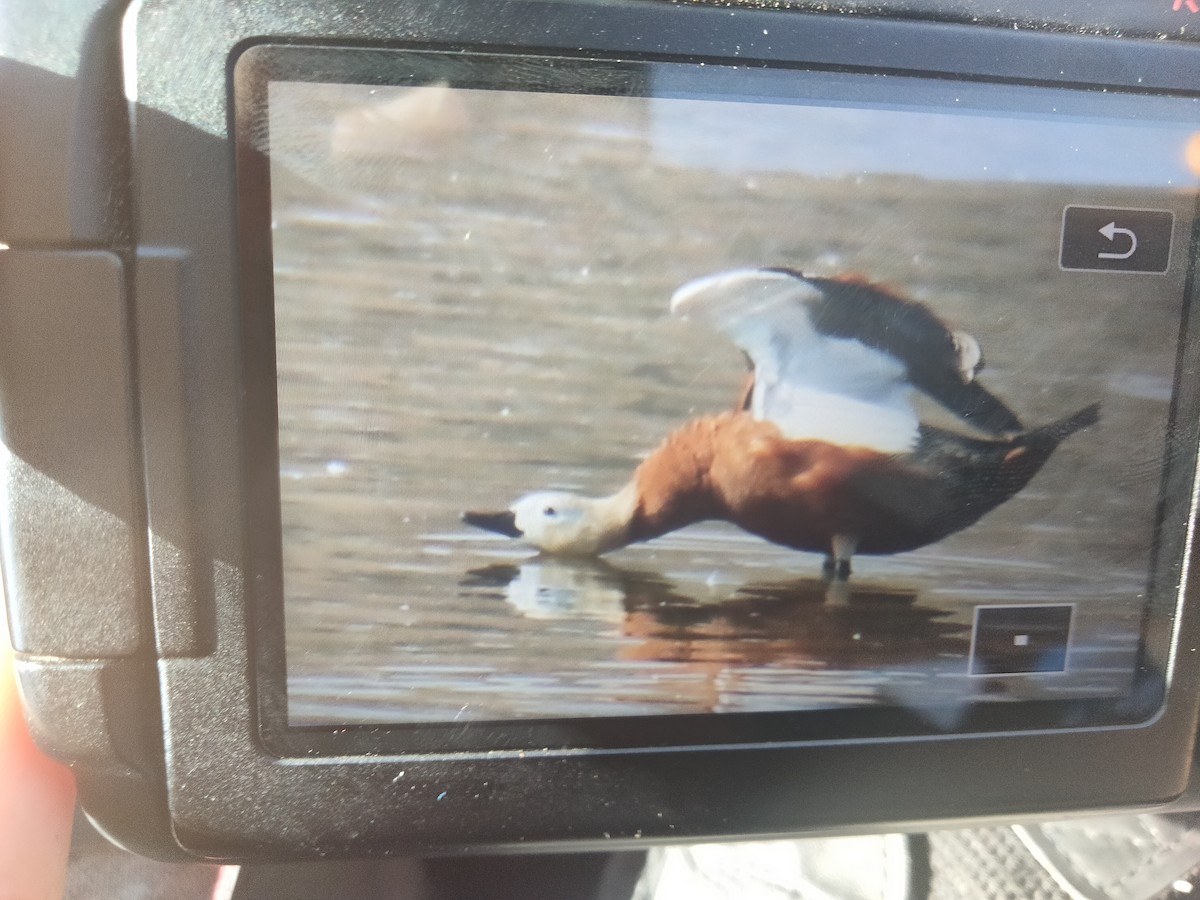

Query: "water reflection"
<box><xmin>461</xmin><ymin>559</ymin><xmax>970</xmax><ymax>671</ymax></box>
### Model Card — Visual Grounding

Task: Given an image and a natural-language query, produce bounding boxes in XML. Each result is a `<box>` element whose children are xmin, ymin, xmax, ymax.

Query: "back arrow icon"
<box><xmin>1098</xmin><ymin>221</ymin><xmax>1137</xmax><ymax>260</ymax></box>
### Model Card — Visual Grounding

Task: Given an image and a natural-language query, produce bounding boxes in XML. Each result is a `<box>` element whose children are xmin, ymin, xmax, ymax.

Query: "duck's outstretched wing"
<box><xmin>792</xmin><ymin>271</ymin><xmax>1024</xmax><ymax>436</ymax></box>
<box><xmin>670</xmin><ymin>268</ymin><xmax>1023</xmax><ymax>452</ymax></box>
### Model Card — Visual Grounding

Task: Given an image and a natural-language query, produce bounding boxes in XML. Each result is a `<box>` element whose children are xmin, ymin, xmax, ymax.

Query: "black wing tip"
<box><xmin>920</xmin><ymin>378</ymin><xmax>1025</xmax><ymax>437</ymax></box>
<box><xmin>1033</xmin><ymin>402</ymin><xmax>1101</xmax><ymax>445</ymax></box>
<box><xmin>1065</xmin><ymin>402</ymin><xmax>1101</xmax><ymax>433</ymax></box>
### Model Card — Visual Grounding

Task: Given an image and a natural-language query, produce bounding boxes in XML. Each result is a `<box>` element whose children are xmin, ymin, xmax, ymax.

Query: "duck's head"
<box><xmin>463</xmin><ymin>487</ymin><xmax>637</xmax><ymax>556</ymax></box>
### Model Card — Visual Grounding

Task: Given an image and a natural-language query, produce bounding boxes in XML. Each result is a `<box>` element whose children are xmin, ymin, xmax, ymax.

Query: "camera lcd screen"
<box><xmin>238</xmin><ymin>48</ymin><xmax>1200</xmax><ymax>744</ymax></box>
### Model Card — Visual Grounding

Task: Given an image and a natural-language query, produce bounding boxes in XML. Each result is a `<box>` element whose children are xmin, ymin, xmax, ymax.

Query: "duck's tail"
<box><xmin>1027</xmin><ymin>402</ymin><xmax>1100</xmax><ymax>448</ymax></box>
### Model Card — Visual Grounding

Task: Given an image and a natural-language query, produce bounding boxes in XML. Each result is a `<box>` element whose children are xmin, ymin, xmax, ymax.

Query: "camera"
<box><xmin>3</xmin><ymin>0</ymin><xmax>1200</xmax><ymax>862</ymax></box>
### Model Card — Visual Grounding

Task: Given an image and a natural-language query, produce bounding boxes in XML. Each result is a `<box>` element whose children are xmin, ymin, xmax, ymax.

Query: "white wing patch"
<box><xmin>671</xmin><ymin>269</ymin><xmax>919</xmax><ymax>454</ymax></box>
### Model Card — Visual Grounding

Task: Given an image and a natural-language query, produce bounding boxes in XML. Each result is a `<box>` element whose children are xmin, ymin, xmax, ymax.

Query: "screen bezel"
<box><xmin>234</xmin><ymin>43</ymin><xmax>1200</xmax><ymax>760</ymax></box>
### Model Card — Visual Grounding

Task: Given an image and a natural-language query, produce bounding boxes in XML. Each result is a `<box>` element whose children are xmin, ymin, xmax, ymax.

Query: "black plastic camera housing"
<box><xmin>3</xmin><ymin>0</ymin><xmax>1200</xmax><ymax>861</ymax></box>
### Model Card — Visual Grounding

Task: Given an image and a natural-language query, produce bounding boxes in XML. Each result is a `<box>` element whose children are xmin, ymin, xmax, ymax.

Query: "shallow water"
<box><xmin>286</xmin><ymin>538</ymin><xmax>1144</xmax><ymax>724</ymax></box>
<box><xmin>268</xmin><ymin>80</ymin><xmax>1191</xmax><ymax>727</ymax></box>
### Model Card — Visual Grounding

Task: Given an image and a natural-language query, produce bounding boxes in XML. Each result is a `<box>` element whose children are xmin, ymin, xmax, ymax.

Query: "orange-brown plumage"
<box><xmin>622</xmin><ymin>408</ymin><xmax>1096</xmax><ymax>560</ymax></box>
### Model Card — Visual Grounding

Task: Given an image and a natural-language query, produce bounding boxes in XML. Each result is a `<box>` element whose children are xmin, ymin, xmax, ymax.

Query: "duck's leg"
<box><xmin>824</xmin><ymin>534</ymin><xmax>858</xmax><ymax>581</ymax></box>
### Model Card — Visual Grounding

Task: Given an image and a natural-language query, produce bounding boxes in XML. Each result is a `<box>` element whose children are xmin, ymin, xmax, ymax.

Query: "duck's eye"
<box><xmin>543</xmin><ymin>506</ymin><xmax>557</xmax><ymax>516</ymax></box>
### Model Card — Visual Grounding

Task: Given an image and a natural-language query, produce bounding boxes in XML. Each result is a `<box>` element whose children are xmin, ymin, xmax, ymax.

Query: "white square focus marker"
<box><xmin>970</xmin><ymin>605</ymin><xmax>1073</xmax><ymax>675</ymax></box>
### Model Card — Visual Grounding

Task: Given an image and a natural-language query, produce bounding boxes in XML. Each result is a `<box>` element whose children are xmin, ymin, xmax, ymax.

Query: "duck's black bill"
<box><xmin>462</xmin><ymin>510</ymin><xmax>523</xmax><ymax>538</ymax></box>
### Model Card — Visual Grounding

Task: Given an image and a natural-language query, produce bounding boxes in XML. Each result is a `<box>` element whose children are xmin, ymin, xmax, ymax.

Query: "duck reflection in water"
<box><xmin>465</xmin><ymin>268</ymin><xmax>1098</xmax><ymax>580</ymax></box>
<box><xmin>460</xmin><ymin>558</ymin><xmax>969</xmax><ymax>670</ymax></box>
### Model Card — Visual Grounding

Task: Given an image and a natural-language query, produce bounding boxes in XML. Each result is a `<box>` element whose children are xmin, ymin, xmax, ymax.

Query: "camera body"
<box><xmin>4</xmin><ymin>0</ymin><xmax>1200</xmax><ymax>861</ymax></box>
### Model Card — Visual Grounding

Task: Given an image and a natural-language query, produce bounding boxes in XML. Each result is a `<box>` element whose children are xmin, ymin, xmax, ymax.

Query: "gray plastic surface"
<box><xmin>0</xmin><ymin>60</ymin><xmax>77</xmax><ymax>244</ymax></box>
<box><xmin>0</xmin><ymin>249</ymin><xmax>146</xmax><ymax>657</ymax></box>
<box><xmin>717</xmin><ymin>0</ymin><xmax>1198</xmax><ymax>39</ymax></box>
<box><xmin>134</xmin><ymin>249</ymin><xmax>213</xmax><ymax>658</ymax></box>
<box><xmin>13</xmin><ymin>655</ymin><xmax>158</xmax><ymax>773</ymax></box>
<box><xmin>0</xmin><ymin>0</ymin><xmax>119</xmax><ymax>245</ymax></box>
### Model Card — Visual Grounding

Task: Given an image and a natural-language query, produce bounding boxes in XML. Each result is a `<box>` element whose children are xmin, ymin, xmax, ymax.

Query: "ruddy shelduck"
<box><xmin>464</xmin><ymin>268</ymin><xmax>1099</xmax><ymax>579</ymax></box>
